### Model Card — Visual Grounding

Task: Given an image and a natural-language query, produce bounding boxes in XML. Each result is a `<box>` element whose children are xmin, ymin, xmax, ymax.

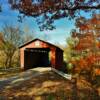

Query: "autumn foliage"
<box><xmin>8</xmin><ymin>0</ymin><xmax>100</xmax><ymax>30</ymax></box>
<box><xmin>70</xmin><ymin>14</ymin><xmax>100</xmax><ymax>76</ymax></box>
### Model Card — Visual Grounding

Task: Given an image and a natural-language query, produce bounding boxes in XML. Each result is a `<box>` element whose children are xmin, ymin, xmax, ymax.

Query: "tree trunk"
<box><xmin>8</xmin><ymin>55</ymin><xmax>13</xmax><ymax>68</ymax></box>
<box><xmin>4</xmin><ymin>57</ymin><xmax>9</xmax><ymax>69</ymax></box>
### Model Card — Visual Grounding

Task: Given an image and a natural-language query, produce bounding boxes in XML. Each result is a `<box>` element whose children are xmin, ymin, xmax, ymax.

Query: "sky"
<box><xmin>0</xmin><ymin>0</ymin><xmax>96</xmax><ymax>46</ymax></box>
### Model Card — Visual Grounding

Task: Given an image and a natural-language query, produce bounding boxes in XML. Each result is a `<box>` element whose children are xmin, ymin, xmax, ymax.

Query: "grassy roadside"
<box><xmin>0</xmin><ymin>68</ymin><xmax>21</xmax><ymax>79</ymax></box>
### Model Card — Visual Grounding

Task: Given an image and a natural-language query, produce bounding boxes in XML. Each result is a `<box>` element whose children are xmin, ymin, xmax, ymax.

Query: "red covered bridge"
<box><xmin>19</xmin><ymin>38</ymin><xmax>63</xmax><ymax>70</ymax></box>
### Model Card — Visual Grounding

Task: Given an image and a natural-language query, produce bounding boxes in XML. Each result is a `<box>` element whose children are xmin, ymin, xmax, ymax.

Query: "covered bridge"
<box><xmin>19</xmin><ymin>38</ymin><xmax>63</xmax><ymax>70</ymax></box>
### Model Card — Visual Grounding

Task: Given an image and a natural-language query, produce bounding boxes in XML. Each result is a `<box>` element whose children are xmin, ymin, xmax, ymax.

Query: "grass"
<box><xmin>0</xmin><ymin>68</ymin><xmax>21</xmax><ymax>79</ymax></box>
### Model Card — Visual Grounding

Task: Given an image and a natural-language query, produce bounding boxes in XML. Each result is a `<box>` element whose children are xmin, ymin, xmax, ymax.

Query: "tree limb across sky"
<box><xmin>7</xmin><ymin>0</ymin><xmax>100</xmax><ymax>30</ymax></box>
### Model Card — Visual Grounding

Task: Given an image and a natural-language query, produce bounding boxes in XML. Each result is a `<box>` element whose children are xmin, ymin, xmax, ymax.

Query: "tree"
<box><xmin>22</xmin><ymin>32</ymin><xmax>34</xmax><ymax>43</ymax></box>
<box><xmin>0</xmin><ymin>24</ymin><xmax>35</xmax><ymax>68</ymax></box>
<box><xmin>65</xmin><ymin>36</ymin><xmax>79</xmax><ymax>61</ymax></box>
<box><xmin>75</xmin><ymin>14</ymin><xmax>100</xmax><ymax>34</ymax></box>
<box><xmin>8</xmin><ymin>0</ymin><xmax>100</xmax><ymax>30</ymax></box>
<box><xmin>23</xmin><ymin>27</ymin><xmax>34</xmax><ymax>43</ymax></box>
<box><xmin>69</xmin><ymin>14</ymin><xmax>100</xmax><ymax>80</ymax></box>
<box><xmin>64</xmin><ymin>37</ymin><xmax>75</xmax><ymax>62</ymax></box>
<box><xmin>0</xmin><ymin>25</ymin><xmax>23</xmax><ymax>68</ymax></box>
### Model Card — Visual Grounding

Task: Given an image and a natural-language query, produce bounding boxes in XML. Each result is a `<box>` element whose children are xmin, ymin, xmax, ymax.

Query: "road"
<box><xmin>0</xmin><ymin>67</ymin><xmax>51</xmax><ymax>90</ymax></box>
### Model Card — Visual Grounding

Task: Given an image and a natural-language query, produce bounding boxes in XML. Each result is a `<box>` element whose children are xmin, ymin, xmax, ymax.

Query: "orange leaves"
<box><xmin>97</xmin><ymin>42</ymin><xmax>100</xmax><ymax>48</ymax></box>
<box><xmin>71</xmin><ymin>54</ymin><xmax>96</xmax><ymax>73</ymax></box>
<box><xmin>86</xmin><ymin>54</ymin><xmax>95</xmax><ymax>65</ymax></box>
<box><xmin>70</xmin><ymin>58</ymin><xmax>87</xmax><ymax>73</ymax></box>
<box><xmin>91</xmin><ymin>17</ymin><xmax>98</xmax><ymax>24</ymax></box>
<box><xmin>94</xmin><ymin>69</ymin><xmax>100</xmax><ymax>75</ymax></box>
<box><xmin>79</xmin><ymin>58</ymin><xmax>87</xmax><ymax>68</ymax></box>
<box><xmin>79</xmin><ymin>24</ymin><xmax>90</xmax><ymax>31</ymax></box>
<box><xmin>76</xmin><ymin>14</ymin><xmax>100</xmax><ymax>33</ymax></box>
<box><xmin>71</xmin><ymin>14</ymin><xmax>100</xmax><ymax>75</ymax></box>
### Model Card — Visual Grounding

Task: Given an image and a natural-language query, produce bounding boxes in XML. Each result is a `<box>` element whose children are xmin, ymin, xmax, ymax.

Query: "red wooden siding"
<box><xmin>19</xmin><ymin>39</ymin><xmax>63</xmax><ymax>70</ymax></box>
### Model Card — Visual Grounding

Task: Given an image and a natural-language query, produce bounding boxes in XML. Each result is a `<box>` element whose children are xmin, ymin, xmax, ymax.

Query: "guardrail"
<box><xmin>51</xmin><ymin>68</ymin><xmax>72</xmax><ymax>80</ymax></box>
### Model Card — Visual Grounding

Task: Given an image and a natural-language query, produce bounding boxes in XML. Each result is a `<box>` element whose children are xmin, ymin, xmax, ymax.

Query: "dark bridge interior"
<box><xmin>24</xmin><ymin>48</ymin><xmax>50</xmax><ymax>69</ymax></box>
